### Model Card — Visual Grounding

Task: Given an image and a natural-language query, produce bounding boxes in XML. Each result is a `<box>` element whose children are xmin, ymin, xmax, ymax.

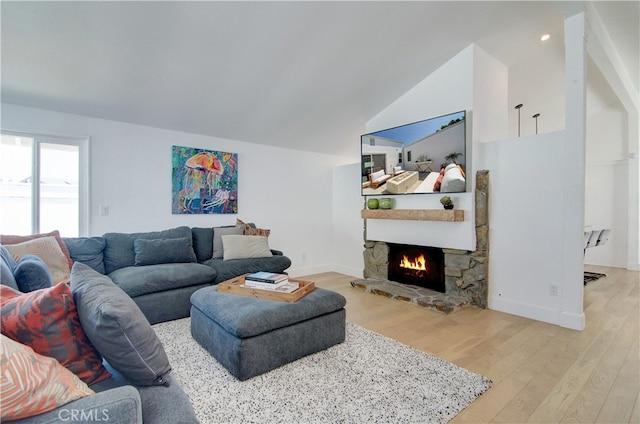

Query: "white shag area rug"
<box><xmin>152</xmin><ymin>318</ymin><xmax>491</xmax><ymax>424</ymax></box>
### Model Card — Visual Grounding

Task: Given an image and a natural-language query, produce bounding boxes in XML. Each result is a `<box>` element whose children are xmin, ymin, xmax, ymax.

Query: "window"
<box><xmin>0</xmin><ymin>132</ymin><xmax>88</xmax><ymax>237</ymax></box>
<box><xmin>407</xmin><ymin>151</ymin><xmax>412</xmax><ymax>162</ymax></box>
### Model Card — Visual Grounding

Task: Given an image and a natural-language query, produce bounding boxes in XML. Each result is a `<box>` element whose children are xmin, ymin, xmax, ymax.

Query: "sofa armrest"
<box><xmin>10</xmin><ymin>386</ymin><xmax>142</xmax><ymax>424</ymax></box>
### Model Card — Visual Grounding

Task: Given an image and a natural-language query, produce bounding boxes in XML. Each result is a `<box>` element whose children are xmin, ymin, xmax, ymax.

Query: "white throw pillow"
<box><xmin>221</xmin><ymin>235</ymin><xmax>273</xmax><ymax>261</ymax></box>
<box><xmin>371</xmin><ymin>170</ymin><xmax>385</xmax><ymax>180</ymax></box>
<box><xmin>440</xmin><ymin>166</ymin><xmax>466</xmax><ymax>192</ymax></box>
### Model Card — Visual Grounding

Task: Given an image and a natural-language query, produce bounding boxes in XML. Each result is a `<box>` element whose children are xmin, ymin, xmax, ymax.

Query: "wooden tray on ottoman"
<box><xmin>217</xmin><ymin>274</ymin><xmax>315</xmax><ymax>303</ymax></box>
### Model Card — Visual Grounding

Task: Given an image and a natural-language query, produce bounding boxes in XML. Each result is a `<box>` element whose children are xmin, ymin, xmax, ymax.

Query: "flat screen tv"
<box><xmin>361</xmin><ymin>110</ymin><xmax>467</xmax><ymax>196</ymax></box>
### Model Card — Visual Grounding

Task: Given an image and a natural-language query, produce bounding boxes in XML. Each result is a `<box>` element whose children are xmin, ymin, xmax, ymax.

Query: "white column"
<box><xmin>627</xmin><ymin>118</ymin><xmax>640</xmax><ymax>271</ymax></box>
<box><xmin>562</xmin><ymin>12</ymin><xmax>587</xmax><ymax>330</ymax></box>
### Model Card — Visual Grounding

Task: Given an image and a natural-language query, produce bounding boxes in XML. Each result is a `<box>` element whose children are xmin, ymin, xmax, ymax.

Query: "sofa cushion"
<box><xmin>440</xmin><ymin>164</ymin><xmax>466</xmax><ymax>192</ymax></box>
<box><xmin>1</xmin><ymin>244</ymin><xmax>17</xmax><ymax>271</ymax></box>
<box><xmin>1</xmin><ymin>230</ymin><xmax>73</xmax><ymax>269</ymax></box>
<box><xmin>0</xmin><ymin>334</ymin><xmax>95</xmax><ymax>422</ymax></box>
<box><xmin>204</xmin><ymin>255</ymin><xmax>292</xmax><ymax>284</ymax></box>
<box><xmin>102</xmin><ymin>226</ymin><xmax>193</xmax><ymax>274</ymax></box>
<box><xmin>4</xmin><ymin>236</ymin><xmax>71</xmax><ymax>283</ymax></box>
<box><xmin>0</xmin><ymin>245</ymin><xmax>19</xmax><ymax>291</ymax></box>
<box><xmin>0</xmin><ymin>260</ymin><xmax>18</xmax><ymax>291</ymax></box>
<box><xmin>222</xmin><ymin>235</ymin><xmax>273</xmax><ymax>261</ymax></box>
<box><xmin>108</xmin><ymin>263</ymin><xmax>217</xmax><ymax>298</ymax></box>
<box><xmin>191</xmin><ymin>227</ymin><xmax>214</xmax><ymax>262</ymax></box>
<box><xmin>212</xmin><ymin>225</ymin><xmax>245</xmax><ymax>259</ymax></box>
<box><xmin>133</xmin><ymin>237</ymin><xmax>197</xmax><ymax>266</ymax></box>
<box><xmin>0</xmin><ymin>283</ymin><xmax>111</xmax><ymax>385</ymax></box>
<box><xmin>70</xmin><ymin>263</ymin><xmax>172</xmax><ymax>386</ymax></box>
<box><xmin>92</xmin><ymin>363</ymin><xmax>197</xmax><ymax>424</ymax></box>
<box><xmin>371</xmin><ymin>169</ymin><xmax>385</xmax><ymax>181</ymax></box>
<box><xmin>13</xmin><ymin>255</ymin><xmax>54</xmax><ymax>292</ymax></box>
<box><xmin>62</xmin><ymin>236</ymin><xmax>107</xmax><ymax>274</ymax></box>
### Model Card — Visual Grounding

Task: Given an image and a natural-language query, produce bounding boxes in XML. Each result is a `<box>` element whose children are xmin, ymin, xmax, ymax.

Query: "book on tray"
<box><xmin>243</xmin><ymin>280</ymin><xmax>299</xmax><ymax>293</ymax></box>
<box><xmin>244</xmin><ymin>279</ymin><xmax>289</xmax><ymax>289</ymax></box>
<box><xmin>245</xmin><ymin>271</ymin><xmax>289</xmax><ymax>284</ymax></box>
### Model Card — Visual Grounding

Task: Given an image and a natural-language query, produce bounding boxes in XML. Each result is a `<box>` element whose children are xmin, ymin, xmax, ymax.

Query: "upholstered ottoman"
<box><xmin>190</xmin><ymin>286</ymin><xmax>346</xmax><ymax>381</ymax></box>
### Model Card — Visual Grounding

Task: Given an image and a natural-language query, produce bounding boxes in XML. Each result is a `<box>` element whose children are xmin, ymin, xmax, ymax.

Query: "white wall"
<box><xmin>331</xmin><ymin>163</ymin><xmax>365</xmax><ymax>278</ymax></box>
<box><xmin>478</xmin><ymin>131</ymin><xmax>583</xmax><ymax>328</ymax></box>
<box><xmin>472</xmin><ymin>46</ymin><xmax>509</xmax><ymax>144</ymax></box>
<box><xmin>1</xmin><ymin>103</ymin><xmax>353</xmax><ymax>277</ymax></box>
<box><xmin>584</xmin><ymin>161</ymin><xmax>628</xmax><ymax>268</ymax></box>
<box><xmin>367</xmin><ymin>46</ymin><xmax>474</xmax><ymax>133</ymax></box>
<box><xmin>584</xmin><ymin>102</ymin><xmax>630</xmax><ymax>268</ymax></box>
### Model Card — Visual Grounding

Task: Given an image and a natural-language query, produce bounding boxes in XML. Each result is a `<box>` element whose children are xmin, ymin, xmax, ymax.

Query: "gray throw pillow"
<box><xmin>212</xmin><ymin>225</ymin><xmax>245</xmax><ymax>259</ymax></box>
<box><xmin>62</xmin><ymin>236</ymin><xmax>107</xmax><ymax>274</ymax></box>
<box><xmin>191</xmin><ymin>227</ymin><xmax>214</xmax><ymax>262</ymax></box>
<box><xmin>70</xmin><ymin>262</ymin><xmax>172</xmax><ymax>386</ymax></box>
<box><xmin>133</xmin><ymin>237</ymin><xmax>196</xmax><ymax>266</ymax></box>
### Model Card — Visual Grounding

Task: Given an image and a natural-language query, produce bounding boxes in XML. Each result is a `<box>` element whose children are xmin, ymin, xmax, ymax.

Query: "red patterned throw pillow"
<box><xmin>236</xmin><ymin>218</ymin><xmax>271</xmax><ymax>237</ymax></box>
<box><xmin>0</xmin><ymin>283</ymin><xmax>111</xmax><ymax>385</ymax></box>
<box><xmin>434</xmin><ymin>171</ymin><xmax>445</xmax><ymax>192</ymax></box>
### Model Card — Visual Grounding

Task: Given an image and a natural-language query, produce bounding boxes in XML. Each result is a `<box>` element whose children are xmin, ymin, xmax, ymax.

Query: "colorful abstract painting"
<box><xmin>172</xmin><ymin>145</ymin><xmax>238</xmax><ymax>214</ymax></box>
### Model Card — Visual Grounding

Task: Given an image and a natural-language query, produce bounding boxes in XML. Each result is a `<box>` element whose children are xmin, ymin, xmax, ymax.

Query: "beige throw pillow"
<box><xmin>221</xmin><ymin>235</ymin><xmax>273</xmax><ymax>261</ymax></box>
<box><xmin>4</xmin><ymin>237</ymin><xmax>71</xmax><ymax>283</ymax></box>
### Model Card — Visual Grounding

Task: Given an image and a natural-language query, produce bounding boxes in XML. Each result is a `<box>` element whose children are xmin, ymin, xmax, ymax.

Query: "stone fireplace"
<box><xmin>353</xmin><ymin>170</ymin><xmax>489</xmax><ymax>313</ymax></box>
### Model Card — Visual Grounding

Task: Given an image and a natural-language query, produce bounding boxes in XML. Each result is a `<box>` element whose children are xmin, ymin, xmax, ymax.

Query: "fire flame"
<box><xmin>399</xmin><ymin>254</ymin><xmax>427</xmax><ymax>271</ymax></box>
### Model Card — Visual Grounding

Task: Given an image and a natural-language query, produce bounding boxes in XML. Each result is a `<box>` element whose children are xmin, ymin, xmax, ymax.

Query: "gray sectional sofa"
<box><xmin>62</xmin><ymin>225</ymin><xmax>292</xmax><ymax>324</ymax></box>
<box><xmin>1</xmin><ymin>224</ymin><xmax>291</xmax><ymax>423</ymax></box>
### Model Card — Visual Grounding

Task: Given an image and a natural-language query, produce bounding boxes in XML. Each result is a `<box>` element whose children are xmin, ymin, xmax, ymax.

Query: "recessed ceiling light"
<box><xmin>541</xmin><ymin>34</ymin><xmax>551</xmax><ymax>41</ymax></box>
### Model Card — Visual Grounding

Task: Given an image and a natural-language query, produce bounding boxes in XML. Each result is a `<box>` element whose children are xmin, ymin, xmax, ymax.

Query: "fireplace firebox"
<box><xmin>387</xmin><ymin>243</ymin><xmax>445</xmax><ymax>293</ymax></box>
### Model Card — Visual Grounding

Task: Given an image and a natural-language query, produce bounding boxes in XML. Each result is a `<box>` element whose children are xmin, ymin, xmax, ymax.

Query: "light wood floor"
<box><xmin>304</xmin><ymin>265</ymin><xmax>639</xmax><ymax>423</ymax></box>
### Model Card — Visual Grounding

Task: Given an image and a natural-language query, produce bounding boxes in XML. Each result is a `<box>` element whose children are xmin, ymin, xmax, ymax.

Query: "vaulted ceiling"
<box><xmin>1</xmin><ymin>1</ymin><xmax>637</xmax><ymax>158</ymax></box>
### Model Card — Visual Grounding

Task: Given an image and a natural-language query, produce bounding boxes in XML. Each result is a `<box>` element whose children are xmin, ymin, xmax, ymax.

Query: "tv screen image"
<box><xmin>361</xmin><ymin>110</ymin><xmax>467</xmax><ymax>196</ymax></box>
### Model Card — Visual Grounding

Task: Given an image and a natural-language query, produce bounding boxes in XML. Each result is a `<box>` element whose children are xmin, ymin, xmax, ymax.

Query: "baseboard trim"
<box><xmin>489</xmin><ymin>296</ymin><xmax>585</xmax><ymax>331</ymax></box>
<box><xmin>286</xmin><ymin>264</ymin><xmax>332</xmax><ymax>278</ymax></box>
<box><xmin>627</xmin><ymin>262</ymin><xmax>640</xmax><ymax>271</ymax></box>
<box><xmin>330</xmin><ymin>264</ymin><xmax>361</xmax><ymax>279</ymax></box>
